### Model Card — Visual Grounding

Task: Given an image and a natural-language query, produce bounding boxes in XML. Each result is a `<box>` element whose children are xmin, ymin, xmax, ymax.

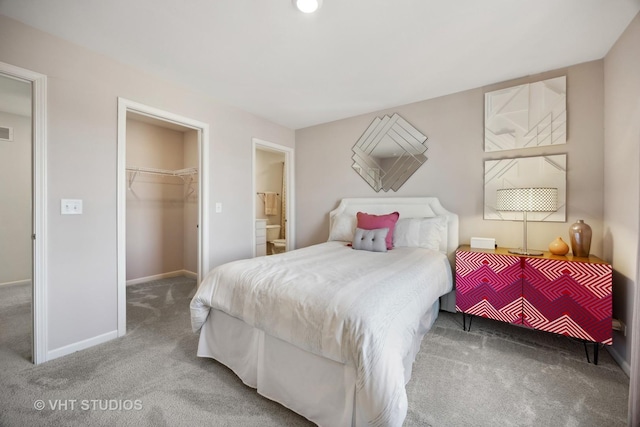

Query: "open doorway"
<box><xmin>0</xmin><ymin>73</ymin><xmax>32</xmax><ymax>362</ymax></box>
<box><xmin>0</xmin><ymin>62</ymin><xmax>46</xmax><ymax>364</ymax></box>
<box><xmin>252</xmin><ymin>138</ymin><xmax>295</xmax><ymax>257</ymax></box>
<box><xmin>117</xmin><ymin>99</ymin><xmax>209</xmax><ymax>337</ymax></box>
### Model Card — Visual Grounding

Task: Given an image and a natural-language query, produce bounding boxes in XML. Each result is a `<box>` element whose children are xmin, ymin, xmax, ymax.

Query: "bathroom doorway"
<box><xmin>252</xmin><ymin>138</ymin><xmax>294</xmax><ymax>257</ymax></box>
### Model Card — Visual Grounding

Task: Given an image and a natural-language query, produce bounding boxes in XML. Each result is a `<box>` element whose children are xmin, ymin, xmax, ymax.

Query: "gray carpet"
<box><xmin>0</xmin><ymin>277</ymin><xmax>629</xmax><ymax>426</ymax></box>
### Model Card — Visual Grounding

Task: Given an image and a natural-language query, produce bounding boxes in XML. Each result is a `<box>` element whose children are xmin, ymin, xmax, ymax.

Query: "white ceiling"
<box><xmin>1</xmin><ymin>0</ymin><xmax>638</xmax><ymax>129</ymax></box>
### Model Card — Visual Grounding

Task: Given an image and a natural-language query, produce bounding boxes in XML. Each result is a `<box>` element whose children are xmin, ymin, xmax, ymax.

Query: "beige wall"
<box><xmin>0</xmin><ymin>15</ymin><xmax>294</xmax><ymax>353</ymax></box>
<box><xmin>604</xmin><ymin>12</ymin><xmax>640</xmax><ymax>374</ymax></box>
<box><xmin>296</xmin><ymin>61</ymin><xmax>605</xmax><ymax>260</ymax></box>
<box><xmin>0</xmin><ymin>110</ymin><xmax>31</xmax><ymax>284</ymax></box>
<box><xmin>126</xmin><ymin>119</ymin><xmax>195</xmax><ymax>281</ymax></box>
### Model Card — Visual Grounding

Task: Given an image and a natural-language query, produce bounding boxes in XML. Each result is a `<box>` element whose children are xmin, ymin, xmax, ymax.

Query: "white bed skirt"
<box><xmin>197</xmin><ymin>301</ymin><xmax>440</xmax><ymax>427</ymax></box>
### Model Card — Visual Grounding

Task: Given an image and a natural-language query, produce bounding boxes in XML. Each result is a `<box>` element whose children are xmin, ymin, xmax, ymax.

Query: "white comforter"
<box><xmin>190</xmin><ymin>241</ymin><xmax>452</xmax><ymax>427</ymax></box>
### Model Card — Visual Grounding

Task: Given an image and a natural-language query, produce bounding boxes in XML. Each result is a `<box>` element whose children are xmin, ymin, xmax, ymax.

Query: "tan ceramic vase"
<box><xmin>548</xmin><ymin>236</ymin><xmax>569</xmax><ymax>255</ymax></box>
<box><xmin>569</xmin><ymin>219</ymin><xmax>592</xmax><ymax>257</ymax></box>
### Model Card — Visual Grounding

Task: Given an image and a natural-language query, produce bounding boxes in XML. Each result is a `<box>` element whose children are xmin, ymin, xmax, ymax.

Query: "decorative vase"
<box><xmin>569</xmin><ymin>219</ymin><xmax>592</xmax><ymax>257</ymax></box>
<box><xmin>548</xmin><ymin>237</ymin><xmax>569</xmax><ymax>255</ymax></box>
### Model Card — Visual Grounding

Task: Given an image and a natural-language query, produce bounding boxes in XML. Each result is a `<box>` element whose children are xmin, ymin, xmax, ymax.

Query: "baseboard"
<box><xmin>606</xmin><ymin>345</ymin><xmax>630</xmax><ymax>377</ymax></box>
<box><xmin>0</xmin><ymin>279</ymin><xmax>31</xmax><ymax>287</ymax></box>
<box><xmin>126</xmin><ymin>270</ymin><xmax>196</xmax><ymax>286</ymax></box>
<box><xmin>182</xmin><ymin>270</ymin><xmax>197</xmax><ymax>280</ymax></box>
<box><xmin>47</xmin><ymin>330</ymin><xmax>118</xmax><ymax>361</ymax></box>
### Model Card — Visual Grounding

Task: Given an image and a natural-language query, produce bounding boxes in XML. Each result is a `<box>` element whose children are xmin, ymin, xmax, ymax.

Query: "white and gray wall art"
<box><xmin>485</xmin><ymin>76</ymin><xmax>566</xmax><ymax>152</ymax></box>
<box><xmin>484</xmin><ymin>154</ymin><xmax>567</xmax><ymax>222</ymax></box>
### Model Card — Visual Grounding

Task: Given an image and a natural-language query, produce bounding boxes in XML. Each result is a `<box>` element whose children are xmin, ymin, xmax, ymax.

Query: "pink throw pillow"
<box><xmin>356</xmin><ymin>211</ymin><xmax>400</xmax><ymax>249</ymax></box>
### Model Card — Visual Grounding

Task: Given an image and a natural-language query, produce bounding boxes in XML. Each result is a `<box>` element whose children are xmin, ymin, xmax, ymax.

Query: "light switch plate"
<box><xmin>61</xmin><ymin>199</ymin><xmax>83</xmax><ymax>215</ymax></box>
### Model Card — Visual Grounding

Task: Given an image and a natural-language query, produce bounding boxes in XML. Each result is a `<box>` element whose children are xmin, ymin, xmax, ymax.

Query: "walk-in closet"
<box><xmin>125</xmin><ymin>114</ymin><xmax>198</xmax><ymax>284</ymax></box>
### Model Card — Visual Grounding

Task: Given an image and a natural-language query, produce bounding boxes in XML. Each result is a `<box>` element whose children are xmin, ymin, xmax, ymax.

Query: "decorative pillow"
<box><xmin>356</xmin><ymin>211</ymin><xmax>400</xmax><ymax>249</ymax></box>
<box><xmin>352</xmin><ymin>227</ymin><xmax>388</xmax><ymax>252</ymax></box>
<box><xmin>328</xmin><ymin>213</ymin><xmax>357</xmax><ymax>242</ymax></box>
<box><xmin>393</xmin><ymin>216</ymin><xmax>447</xmax><ymax>252</ymax></box>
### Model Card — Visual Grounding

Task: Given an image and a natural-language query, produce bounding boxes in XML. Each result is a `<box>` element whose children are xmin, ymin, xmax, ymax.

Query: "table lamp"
<box><xmin>496</xmin><ymin>187</ymin><xmax>558</xmax><ymax>256</ymax></box>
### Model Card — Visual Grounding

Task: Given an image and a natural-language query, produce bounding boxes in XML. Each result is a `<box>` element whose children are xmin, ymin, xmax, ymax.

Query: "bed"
<box><xmin>190</xmin><ymin>197</ymin><xmax>458</xmax><ymax>426</ymax></box>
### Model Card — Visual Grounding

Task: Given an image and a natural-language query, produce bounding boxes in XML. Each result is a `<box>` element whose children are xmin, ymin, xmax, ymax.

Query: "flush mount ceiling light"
<box><xmin>293</xmin><ymin>0</ymin><xmax>322</xmax><ymax>13</ymax></box>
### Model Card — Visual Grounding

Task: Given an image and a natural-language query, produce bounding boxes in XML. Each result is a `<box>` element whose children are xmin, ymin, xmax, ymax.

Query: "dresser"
<box><xmin>455</xmin><ymin>245</ymin><xmax>612</xmax><ymax>363</ymax></box>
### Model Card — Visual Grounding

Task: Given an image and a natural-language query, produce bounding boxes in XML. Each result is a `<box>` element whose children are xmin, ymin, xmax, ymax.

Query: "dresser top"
<box><xmin>456</xmin><ymin>245</ymin><xmax>609</xmax><ymax>265</ymax></box>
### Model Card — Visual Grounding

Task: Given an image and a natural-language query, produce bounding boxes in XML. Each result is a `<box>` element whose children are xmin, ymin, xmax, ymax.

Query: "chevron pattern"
<box><xmin>456</xmin><ymin>249</ymin><xmax>612</xmax><ymax>345</ymax></box>
<box><xmin>455</xmin><ymin>251</ymin><xmax>523</xmax><ymax>324</ymax></box>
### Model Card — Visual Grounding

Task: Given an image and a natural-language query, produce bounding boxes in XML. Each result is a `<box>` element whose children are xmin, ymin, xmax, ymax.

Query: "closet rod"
<box><xmin>126</xmin><ymin>166</ymin><xmax>198</xmax><ymax>190</ymax></box>
<box><xmin>126</xmin><ymin>166</ymin><xmax>197</xmax><ymax>177</ymax></box>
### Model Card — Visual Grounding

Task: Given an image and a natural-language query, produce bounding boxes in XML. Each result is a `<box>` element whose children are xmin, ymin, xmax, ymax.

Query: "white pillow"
<box><xmin>328</xmin><ymin>213</ymin><xmax>357</xmax><ymax>242</ymax></box>
<box><xmin>393</xmin><ymin>216</ymin><xmax>447</xmax><ymax>252</ymax></box>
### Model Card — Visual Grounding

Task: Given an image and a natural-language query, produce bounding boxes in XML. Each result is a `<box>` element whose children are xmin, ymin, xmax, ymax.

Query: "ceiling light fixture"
<box><xmin>294</xmin><ymin>0</ymin><xmax>322</xmax><ymax>13</ymax></box>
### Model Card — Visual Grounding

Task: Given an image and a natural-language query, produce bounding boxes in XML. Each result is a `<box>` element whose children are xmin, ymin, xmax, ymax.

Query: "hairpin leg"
<box><xmin>462</xmin><ymin>313</ymin><xmax>473</xmax><ymax>332</ymax></box>
<box><xmin>583</xmin><ymin>341</ymin><xmax>599</xmax><ymax>365</ymax></box>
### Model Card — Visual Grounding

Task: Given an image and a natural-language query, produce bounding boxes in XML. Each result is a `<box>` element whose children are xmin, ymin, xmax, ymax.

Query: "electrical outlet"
<box><xmin>612</xmin><ymin>318</ymin><xmax>626</xmax><ymax>336</ymax></box>
<box><xmin>61</xmin><ymin>199</ymin><xmax>83</xmax><ymax>215</ymax></box>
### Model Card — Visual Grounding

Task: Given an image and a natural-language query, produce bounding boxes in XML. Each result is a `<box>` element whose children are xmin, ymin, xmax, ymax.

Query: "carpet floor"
<box><xmin>0</xmin><ymin>277</ymin><xmax>629</xmax><ymax>426</ymax></box>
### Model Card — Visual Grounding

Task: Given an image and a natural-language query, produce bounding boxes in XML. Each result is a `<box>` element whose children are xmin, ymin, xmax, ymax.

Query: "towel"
<box><xmin>264</xmin><ymin>192</ymin><xmax>278</xmax><ymax>215</ymax></box>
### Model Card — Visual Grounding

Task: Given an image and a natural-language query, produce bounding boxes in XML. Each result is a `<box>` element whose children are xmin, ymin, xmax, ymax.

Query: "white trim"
<box><xmin>0</xmin><ymin>62</ymin><xmax>48</xmax><ymax>365</ymax></box>
<box><xmin>126</xmin><ymin>270</ymin><xmax>197</xmax><ymax>286</ymax></box>
<box><xmin>117</xmin><ymin>98</ymin><xmax>210</xmax><ymax>337</ymax></box>
<box><xmin>252</xmin><ymin>138</ymin><xmax>295</xmax><ymax>256</ymax></box>
<box><xmin>0</xmin><ymin>279</ymin><xmax>32</xmax><ymax>287</ymax></box>
<box><xmin>47</xmin><ymin>330</ymin><xmax>118</xmax><ymax>361</ymax></box>
<box><xmin>606</xmin><ymin>344</ymin><xmax>631</xmax><ymax>377</ymax></box>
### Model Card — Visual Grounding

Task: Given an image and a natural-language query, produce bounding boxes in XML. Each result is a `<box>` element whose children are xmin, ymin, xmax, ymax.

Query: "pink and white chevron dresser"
<box><xmin>455</xmin><ymin>245</ymin><xmax>612</xmax><ymax>363</ymax></box>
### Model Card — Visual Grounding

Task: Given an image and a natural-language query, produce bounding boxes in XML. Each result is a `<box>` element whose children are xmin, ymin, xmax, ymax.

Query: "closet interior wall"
<box><xmin>125</xmin><ymin>118</ymin><xmax>198</xmax><ymax>283</ymax></box>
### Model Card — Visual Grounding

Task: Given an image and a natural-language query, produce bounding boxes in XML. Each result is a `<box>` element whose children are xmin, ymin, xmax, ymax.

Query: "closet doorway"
<box><xmin>117</xmin><ymin>99</ymin><xmax>209</xmax><ymax>336</ymax></box>
<box><xmin>252</xmin><ymin>138</ymin><xmax>294</xmax><ymax>257</ymax></box>
<box><xmin>0</xmin><ymin>62</ymin><xmax>47</xmax><ymax>364</ymax></box>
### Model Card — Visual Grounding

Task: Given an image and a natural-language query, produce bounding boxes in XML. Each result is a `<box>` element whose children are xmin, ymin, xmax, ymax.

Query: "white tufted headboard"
<box><xmin>329</xmin><ymin>197</ymin><xmax>459</xmax><ymax>256</ymax></box>
<box><xmin>329</xmin><ymin>197</ymin><xmax>459</xmax><ymax>312</ymax></box>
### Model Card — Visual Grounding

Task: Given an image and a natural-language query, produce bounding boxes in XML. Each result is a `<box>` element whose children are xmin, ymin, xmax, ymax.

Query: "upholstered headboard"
<box><xmin>329</xmin><ymin>197</ymin><xmax>459</xmax><ymax>312</ymax></box>
<box><xmin>329</xmin><ymin>197</ymin><xmax>459</xmax><ymax>255</ymax></box>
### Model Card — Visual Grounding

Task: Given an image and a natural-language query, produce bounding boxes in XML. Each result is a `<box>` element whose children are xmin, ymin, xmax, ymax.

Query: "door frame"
<box><xmin>252</xmin><ymin>138</ymin><xmax>295</xmax><ymax>255</ymax></box>
<box><xmin>0</xmin><ymin>61</ymin><xmax>48</xmax><ymax>364</ymax></box>
<box><xmin>117</xmin><ymin>98</ymin><xmax>209</xmax><ymax>336</ymax></box>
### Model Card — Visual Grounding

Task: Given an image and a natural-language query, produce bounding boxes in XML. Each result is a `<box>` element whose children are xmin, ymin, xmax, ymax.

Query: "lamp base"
<box><xmin>508</xmin><ymin>248</ymin><xmax>544</xmax><ymax>256</ymax></box>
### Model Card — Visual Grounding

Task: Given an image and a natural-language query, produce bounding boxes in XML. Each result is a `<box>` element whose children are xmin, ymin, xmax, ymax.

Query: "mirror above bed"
<box><xmin>351</xmin><ymin>113</ymin><xmax>428</xmax><ymax>192</ymax></box>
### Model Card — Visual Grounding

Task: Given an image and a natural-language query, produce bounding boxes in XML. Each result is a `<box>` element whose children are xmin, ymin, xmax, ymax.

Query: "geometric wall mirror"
<box><xmin>352</xmin><ymin>113</ymin><xmax>428</xmax><ymax>192</ymax></box>
<box><xmin>485</xmin><ymin>76</ymin><xmax>566</xmax><ymax>152</ymax></box>
<box><xmin>484</xmin><ymin>154</ymin><xmax>566</xmax><ymax>222</ymax></box>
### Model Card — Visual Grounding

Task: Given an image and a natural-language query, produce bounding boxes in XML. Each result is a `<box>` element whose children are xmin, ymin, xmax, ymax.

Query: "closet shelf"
<box><xmin>126</xmin><ymin>166</ymin><xmax>197</xmax><ymax>177</ymax></box>
<box><xmin>126</xmin><ymin>166</ymin><xmax>198</xmax><ymax>190</ymax></box>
